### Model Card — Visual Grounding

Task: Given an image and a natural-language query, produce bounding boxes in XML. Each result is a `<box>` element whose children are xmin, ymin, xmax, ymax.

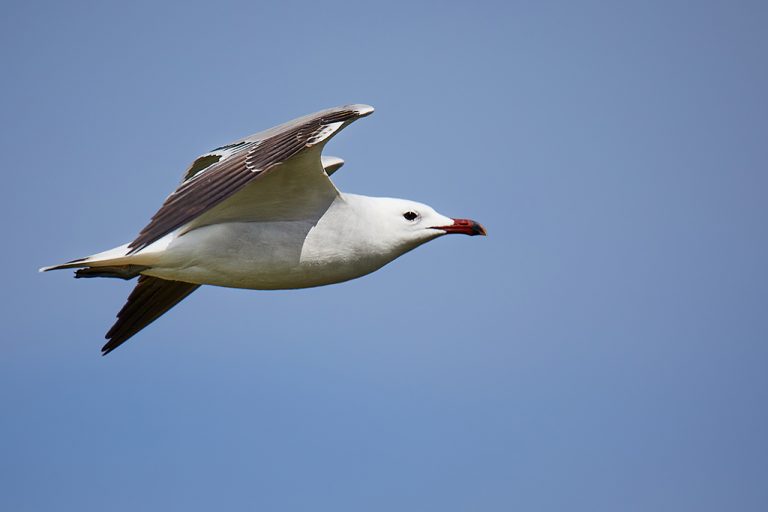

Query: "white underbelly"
<box><xmin>143</xmin><ymin>221</ymin><xmax>386</xmax><ymax>290</ymax></box>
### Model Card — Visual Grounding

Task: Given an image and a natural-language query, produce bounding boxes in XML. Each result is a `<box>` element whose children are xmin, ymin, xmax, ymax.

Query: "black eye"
<box><xmin>403</xmin><ymin>211</ymin><xmax>418</xmax><ymax>221</ymax></box>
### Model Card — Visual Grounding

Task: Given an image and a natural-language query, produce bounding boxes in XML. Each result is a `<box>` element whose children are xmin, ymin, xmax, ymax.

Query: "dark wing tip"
<box><xmin>101</xmin><ymin>342</ymin><xmax>119</xmax><ymax>356</ymax></box>
<box><xmin>100</xmin><ymin>276</ymin><xmax>200</xmax><ymax>355</ymax></box>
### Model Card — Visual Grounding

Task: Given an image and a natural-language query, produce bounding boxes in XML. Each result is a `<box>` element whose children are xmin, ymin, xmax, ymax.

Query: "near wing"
<box><xmin>128</xmin><ymin>104</ymin><xmax>374</xmax><ymax>253</ymax></box>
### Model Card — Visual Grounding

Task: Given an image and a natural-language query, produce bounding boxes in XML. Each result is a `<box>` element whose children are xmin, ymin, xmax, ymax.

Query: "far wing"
<box><xmin>128</xmin><ymin>104</ymin><xmax>373</xmax><ymax>253</ymax></box>
<box><xmin>102</xmin><ymin>276</ymin><xmax>200</xmax><ymax>355</ymax></box>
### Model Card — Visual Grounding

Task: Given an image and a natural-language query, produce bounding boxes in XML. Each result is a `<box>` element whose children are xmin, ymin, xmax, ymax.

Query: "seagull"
<box><xmin>42</xmin><ymin>104</ymin><xmax>486</xmax><ymax>354</ymax></box>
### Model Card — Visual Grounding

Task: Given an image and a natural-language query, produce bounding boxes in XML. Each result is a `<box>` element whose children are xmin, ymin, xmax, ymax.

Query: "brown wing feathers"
<box><xmin>128</xmin><ymin>148</ymin><xmax>254</xmax><ymax>253</ymax></box>
<box><xmin>127</xmin><ymin>108</ymin><xmax>363</xmax><ymax>253</ymax></box>
<box><xmin>102</xmin><ymin>276</ymin><xmax>200</xmax><ymax>355</ymax></box>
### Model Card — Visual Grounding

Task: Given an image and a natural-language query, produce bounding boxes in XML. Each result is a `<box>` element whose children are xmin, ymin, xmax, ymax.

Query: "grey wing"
<box><xmin>128</xmin><ymin>104</ymin><xmax>374</xmax><ymax>253</ymax></box>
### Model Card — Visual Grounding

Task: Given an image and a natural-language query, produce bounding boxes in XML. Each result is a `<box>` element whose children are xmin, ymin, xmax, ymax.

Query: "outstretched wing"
<box><xmin>102</xmin><ymin>276</ymin><xmax>200</xmax><ymax>355</ymax></box>
<box><xmin>128</xmin><ymin>104</ymin><xmax>374</xmax><ymax>253</ymax></box>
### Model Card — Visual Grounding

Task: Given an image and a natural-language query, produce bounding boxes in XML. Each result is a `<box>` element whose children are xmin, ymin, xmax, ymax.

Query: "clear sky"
<box><xmin>2</xmin><ymin>1</ymin><xmax>767</xmax><ymax>510</ymax></box>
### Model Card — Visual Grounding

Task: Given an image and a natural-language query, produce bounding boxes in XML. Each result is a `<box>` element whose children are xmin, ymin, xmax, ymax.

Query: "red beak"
<box><xmin>433</xmin><ymin>218</ymin><xmax>487</xmax><ymax>236</ymax></box>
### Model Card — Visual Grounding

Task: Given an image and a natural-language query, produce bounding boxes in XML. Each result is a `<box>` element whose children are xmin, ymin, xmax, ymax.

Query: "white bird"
<box><xmin>42</xmin><ymin>104</ymin><xmax>486</xmax><ymax>354</ymax></box>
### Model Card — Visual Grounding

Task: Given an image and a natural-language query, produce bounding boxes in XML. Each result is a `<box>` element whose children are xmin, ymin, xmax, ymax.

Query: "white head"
<box><xmin>343</xmin><ymin>195</ymin><xmax>486</xmax><ymax>258</ymax></box>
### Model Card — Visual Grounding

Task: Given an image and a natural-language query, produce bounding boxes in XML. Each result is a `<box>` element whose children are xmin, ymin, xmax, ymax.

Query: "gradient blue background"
<box><xmin>2</xmin><ymin>1</ymin><xmax>767</xmax><ymax>510</ymax></box>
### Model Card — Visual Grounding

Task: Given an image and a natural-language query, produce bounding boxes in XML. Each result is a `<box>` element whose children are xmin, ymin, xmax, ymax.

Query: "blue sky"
<box><xmin>2</xmin><ymin>1</ymin><xmax>767</xmax><ymax>510</ymax></box>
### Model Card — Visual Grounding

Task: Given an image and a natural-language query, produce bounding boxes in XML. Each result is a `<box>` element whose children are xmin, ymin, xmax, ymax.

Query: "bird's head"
<box><xmin>363</xmin><ymin>197</ymin><xmax>486</xmax><ymax>254</ymax></box>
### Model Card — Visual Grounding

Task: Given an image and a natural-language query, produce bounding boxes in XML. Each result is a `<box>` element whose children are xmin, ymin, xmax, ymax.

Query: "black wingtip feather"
<box><xmin>100</xmin><ymin>275</ymin><xmax>200</xmax><ymax>355</ymax></box>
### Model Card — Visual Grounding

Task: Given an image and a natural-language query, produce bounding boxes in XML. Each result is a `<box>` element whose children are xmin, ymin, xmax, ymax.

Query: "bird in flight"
<box><xmin>42</xmin><ymin>104</ymin><xmax>486</xmax><ymax>354</ymax></box>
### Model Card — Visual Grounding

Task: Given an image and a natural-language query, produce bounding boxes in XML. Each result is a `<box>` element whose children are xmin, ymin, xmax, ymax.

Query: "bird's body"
<box><xmin>135</xmin><ymin>193</ymin><xmax>445</xmax><ymax>290</ymax></box>
<box><xmin>42</xmin><ymin>104</ymin><xmax>485</xmax><ymax>353</ymax></box>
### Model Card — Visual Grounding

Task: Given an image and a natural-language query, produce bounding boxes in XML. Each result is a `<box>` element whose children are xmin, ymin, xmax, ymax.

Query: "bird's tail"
<box><xmin>39</xmin><ymin>243</ymin><xmax>148</xmax><ymax>279</ymax></box>
<box><xmin>40</xmin><ymin>241</ymin><xmax>198</xmax><ymax>354</ymax></box>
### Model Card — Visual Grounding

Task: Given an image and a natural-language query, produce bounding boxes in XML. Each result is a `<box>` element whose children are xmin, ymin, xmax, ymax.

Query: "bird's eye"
<box><xmin>403</xmin><ymin>211</ymin><xmax>419</xmax><ymax>221</ymax></box>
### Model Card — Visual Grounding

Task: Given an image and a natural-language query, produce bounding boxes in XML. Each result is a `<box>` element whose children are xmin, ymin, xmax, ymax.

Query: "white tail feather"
<box><xmin>39</xmin><ymin>243</ymin><xmax>133</xmax><ymax>272</ymax></box>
